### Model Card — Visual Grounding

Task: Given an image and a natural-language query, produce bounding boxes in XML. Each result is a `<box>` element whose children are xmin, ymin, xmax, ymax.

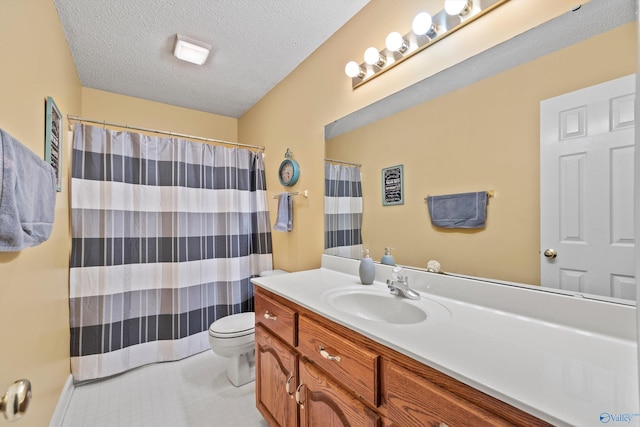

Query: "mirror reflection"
<box><xmin>324</xmin><ymin>0</ymin><xmax>637</xmax><ymax>303</ymax></box>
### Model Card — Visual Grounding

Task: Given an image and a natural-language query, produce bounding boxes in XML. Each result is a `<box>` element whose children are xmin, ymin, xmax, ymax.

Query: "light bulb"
<box><xmin>385</xmin><ymin>32</ymin><xmax>408</xmax><ymax>53</ymax></box>
<box><xmin>344</xmin><ymin>61</ymin><xmax>363</xmax><ymax>78</ymax></box>
<box><xmin>364</xmin><ymin>47</ymin><xmax>384</xmax><ymax>66</ymax></box>
<box><xmin>444</xmin><ymin>0</ymin><xmax>472</xmax><ymax>16</ymax></box>
<box><xmin>412</xmin><ymin>12</ymin><xmax>434</xmax><ymax>36</ymax></box>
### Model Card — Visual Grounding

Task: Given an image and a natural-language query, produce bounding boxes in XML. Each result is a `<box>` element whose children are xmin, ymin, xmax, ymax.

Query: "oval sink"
<box><xmin>322</xmin><ymin>287</ymin><xmax>450</xmax><ymax>325</ymax></box>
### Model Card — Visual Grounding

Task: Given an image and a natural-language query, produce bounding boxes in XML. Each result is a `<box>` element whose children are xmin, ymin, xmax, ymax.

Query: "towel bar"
<box><xmin>425</xmin><ymin>189</ymin><xmax>494</xmax><ymax>200</ymax></box>
<box><xmin>273</xmin><ymin>190</ymin><xmax>308</xmax><ymax>199</ymax></box>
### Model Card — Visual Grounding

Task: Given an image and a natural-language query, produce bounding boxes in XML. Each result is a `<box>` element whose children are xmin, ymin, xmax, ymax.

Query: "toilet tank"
<box><xmin>259</xmin><ymin>269</ymin><xmax>288</xmax><ymax>277</ymax></box>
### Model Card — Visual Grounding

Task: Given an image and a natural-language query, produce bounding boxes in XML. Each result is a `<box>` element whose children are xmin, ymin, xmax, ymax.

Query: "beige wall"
<box><xmin>239</xmin><ymin>0</ymin><xmax>590</xmax><ymax>273</ymax></box>
<box><xmin>327</xmin><ymin>23</ymin><xmax>637</xmax><ymax>285</ymax></box>
<box><xmin>0</xmin><ymin>0</ymin><xmax>81</xmax><ymax>424</ymax></box>
<box><xmin>81</xmin><ymin>88</ymin><xmax>237</xmax><ymax>141</ymax></box>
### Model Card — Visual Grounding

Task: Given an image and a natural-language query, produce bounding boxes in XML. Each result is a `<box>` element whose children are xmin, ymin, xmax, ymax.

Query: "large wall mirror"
<box><xmin>324</xmin><ymin>0</ymin><xmax>637</xmax><ymax>304</ymax></box>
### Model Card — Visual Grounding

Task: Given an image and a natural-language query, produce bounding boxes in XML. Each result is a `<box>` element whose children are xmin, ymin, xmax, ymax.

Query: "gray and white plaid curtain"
<box><xmin>324</xmin><ymin>162</ymin><xmax>363</xmax><ymax>259</ymax></box>
<box><xmin>69</xmin><ymin>123</ymin><xmax>273</xmax><ymax>381</ymax></box>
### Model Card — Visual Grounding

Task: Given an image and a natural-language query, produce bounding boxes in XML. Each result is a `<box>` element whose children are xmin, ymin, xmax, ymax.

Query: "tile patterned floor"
<box><xmin>60</xmin><ymin>351</ymin><xmax>268</xmax><ymax>427</ymax></box>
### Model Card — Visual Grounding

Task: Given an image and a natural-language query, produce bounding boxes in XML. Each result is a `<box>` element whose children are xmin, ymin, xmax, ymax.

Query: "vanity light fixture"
<box><xmin>444</xmin><ymin>0</ymin><xmax>473</xmax><ymax>16</ymax></box>
<box><xmin>173</xmin><ymin>34</ymin><xmax>211</xmax><ymax>65</ymax></box>
<box><xmin>344</xmin><ymin>0</ymin><xmax>509</xmax><ymax>89</ymax></box>
<box><xmin>345</xmin><ymin>61</ymin><xmax>365</xmax><ymax>78</ymax></box>
<box><xmin>364</xmin><ymin>47</ymin><xmax>386</xmax><ymax>67</ymax></box>
<box><xmin>385</xmin><ymin>32</ymin><xmax>409</xmax><ymax>53</ymax></box>
<box><xmin>412</xmin><ymin>12</ymin><xmax>436</xmax><ymax>37</ymax></box>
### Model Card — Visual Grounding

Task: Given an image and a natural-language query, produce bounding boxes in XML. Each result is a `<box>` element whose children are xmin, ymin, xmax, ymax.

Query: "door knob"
<box><xmin>1</xmin><ymin>379</ymin><xmax>31</xmax><ymax>421</ymax></box>
<box><xmin>543</xmin><ymin>249</ymin><xmax>557</xmax><ymax>259</ymax></box>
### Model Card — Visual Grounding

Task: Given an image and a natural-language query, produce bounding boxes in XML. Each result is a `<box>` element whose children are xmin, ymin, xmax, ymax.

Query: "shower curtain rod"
<box><xmin>325</xmin><ymin>158</ymin><xmax>361</xmax><ymax>167</ymax></box>
<box><xmin>67</xmin><ymin>115</ymin><xmax>265</xmax><ymax>152</ymax></box>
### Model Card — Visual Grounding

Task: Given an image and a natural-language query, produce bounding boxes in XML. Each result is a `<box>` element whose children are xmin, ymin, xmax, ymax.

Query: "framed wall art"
<box><xmin>382</xmin><ymin>164</ymin><xmax>404</xmax><ymax>206</ymax></box>
<box><xmin>45</xmin><ymin>96</ymin><xmax>62</xmax><ymax>192</ymax></box>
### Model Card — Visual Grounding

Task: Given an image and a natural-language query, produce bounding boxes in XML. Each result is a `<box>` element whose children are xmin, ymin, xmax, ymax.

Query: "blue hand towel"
<box><xmin>426</xmin><ymin>191</ymin><xmax>488</xmax><ymax>229</ymax></box>
<box><xmin>0</xmin><ymin>129</ymin><xmax>57</xmax><ymax>251</ymax></box>
<box><xmin>273</xmin><ymin>193</ymin><xmax>293</xmax><ymax>232</ymax></box>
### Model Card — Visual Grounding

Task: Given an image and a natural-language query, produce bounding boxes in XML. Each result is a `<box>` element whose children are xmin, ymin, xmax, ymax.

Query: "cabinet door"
<box><xmin>385</xmin><ymin>362</ymin><xmax>512</xmax><ymax>427</ymax></box>
<box><xmin>298</xmin><ymin>359</ymin><xmax>379</xmax><ymax>427</ymax></box>
<box><xmin>256</xmin><ymin>324</ymin><xmax>299</xmax><ymax>427</ymax></box>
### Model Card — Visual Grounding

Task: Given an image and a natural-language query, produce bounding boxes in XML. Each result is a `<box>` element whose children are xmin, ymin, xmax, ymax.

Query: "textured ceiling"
<box><xmin>54</xmin><ymin>0</ymin><xmax>370</xmax><ymax>118</ymax></box>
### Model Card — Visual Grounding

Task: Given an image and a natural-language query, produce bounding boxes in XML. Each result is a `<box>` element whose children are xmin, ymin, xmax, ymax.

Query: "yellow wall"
<box><xmin>0</xmin><ymin>0</ymin><xmax>80</xmax><ymax>424</ymax></box>
<box><xmin>327</xmin><ymin>23</ymin><xmax>637</xmax><ymax>285</ymax></box>
<box><xmin>239</xmin><ymin>0</ymin><xmax>589</xmax><ymax>273</ymax></box>
<box><xmin>81</xmin><ymin>88</ymin><xmax>237</xmax><ymax>141</ymax></box>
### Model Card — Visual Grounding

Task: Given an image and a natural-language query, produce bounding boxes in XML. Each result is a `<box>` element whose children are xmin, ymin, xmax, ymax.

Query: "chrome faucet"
<box><xmin>386</xmin><ymin>267</ymin><xmax>420</xmax><ymax>300</ymax></box>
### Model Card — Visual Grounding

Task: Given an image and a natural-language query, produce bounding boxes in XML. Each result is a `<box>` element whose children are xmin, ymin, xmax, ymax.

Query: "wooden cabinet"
<box><xmin>298</xmin><ymin>315</ymin><xmax>379</xmax><ymax>407</ymax></box>
<box><xmin>255</xmin><ymin>288</ymin><xmax>297</xmax><ymax>347</ymax></box>
<box><xmin>256</xmin><ymin>324</ymin><xmax>298</xmax><ymax>427</ymax></box>
<box><xmin>298</xmin><ymin>359</ymin><xmax>380</xmax><ymax>427</ymax></box>
<box><xmin>254</xmin><ymin>286</ymin><xmax>551</xmax><ymax>427</ymax></box>
<box><xmin>385</xmin><ymin>362</ymin><xmax>512</xmax><ymax>426</ymax></box>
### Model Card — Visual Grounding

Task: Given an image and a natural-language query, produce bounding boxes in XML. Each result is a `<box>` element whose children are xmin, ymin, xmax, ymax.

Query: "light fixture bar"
<box><xmin>347</xmin><ymin>0</ymin><xmax>510</xmax><ymax>89</ymax></box>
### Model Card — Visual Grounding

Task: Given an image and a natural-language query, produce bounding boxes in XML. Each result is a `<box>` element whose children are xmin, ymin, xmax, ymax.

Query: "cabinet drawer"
<box><xmin>385</xmin><ymin>362</ymin><xmax>513</xmax><ymax>427</ymax></box>
<box><xmin>298</xmin><ymin>315</ymin><xmax>379</xmax><ymax>407</ymax></box>
<box><xmin>255</xmin><ymin>287</ymin><xmax>297</xmax><ymax>347</ymax></box>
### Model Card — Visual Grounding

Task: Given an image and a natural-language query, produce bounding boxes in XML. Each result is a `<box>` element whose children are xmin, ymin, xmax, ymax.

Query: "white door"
<box><xmin>540</xmin><ymin>75</ymin><xmax>635</xmax><ymax>300</ymax></box>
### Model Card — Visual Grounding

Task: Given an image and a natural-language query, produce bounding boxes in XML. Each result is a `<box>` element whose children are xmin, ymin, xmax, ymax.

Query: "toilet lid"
<box><xmin>209</xmin><ymin>312</ymin><xmax>255</xmax><ymax>336</ymax></box>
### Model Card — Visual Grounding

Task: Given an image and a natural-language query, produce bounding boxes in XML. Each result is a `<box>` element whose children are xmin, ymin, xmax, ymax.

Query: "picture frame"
<box><xmin>44</xmin><ymin>96</ymin><xmax>62</xmax><ymax>192</ymax></box>
<box><xmin>382</xmin><ymin>164</ymin><xmax>404</xmax><ymax>206</ymax></box>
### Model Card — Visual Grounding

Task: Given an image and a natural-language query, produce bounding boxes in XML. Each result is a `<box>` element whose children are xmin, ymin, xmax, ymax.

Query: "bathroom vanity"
<box><xmin>251</xmin><ymin>255</ymin><xmax>638</xmax><ymax>426</ymax></box>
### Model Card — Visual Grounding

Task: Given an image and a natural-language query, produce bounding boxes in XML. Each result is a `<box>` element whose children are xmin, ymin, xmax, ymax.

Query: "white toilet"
<box><xmin>208</xmin><ymin>269</ymin><xmax>288</xmax><ymax>387</ymax></box>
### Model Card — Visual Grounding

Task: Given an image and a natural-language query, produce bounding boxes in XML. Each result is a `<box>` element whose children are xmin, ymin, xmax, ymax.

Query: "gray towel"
<box><xmin>273</xmin><ymin>193</ymin><xmax>293</xmax><ymax>232</ymax></box>
<box><xmin>0</xmin><ymin>129</ymin><xmax>57</xmax><ymax>251</ymax></box>
<box><xmin>426</xmin><ymin>191</ymin><xmax>488</xmax><ymax>229</ymax></box>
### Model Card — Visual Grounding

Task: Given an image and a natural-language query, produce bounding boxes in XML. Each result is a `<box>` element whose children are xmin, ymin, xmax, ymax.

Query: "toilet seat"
<box><xmin>209</xmin><ymin>312</ymin><xmax>255</xmax><ymax>339</ymax></box>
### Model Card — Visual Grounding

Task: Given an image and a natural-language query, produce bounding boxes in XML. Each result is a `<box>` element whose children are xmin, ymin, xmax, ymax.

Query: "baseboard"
<box><xmin>49</xmin><ymin>374</ymin><xmax>74</xmax><ymax>427</ymax></box>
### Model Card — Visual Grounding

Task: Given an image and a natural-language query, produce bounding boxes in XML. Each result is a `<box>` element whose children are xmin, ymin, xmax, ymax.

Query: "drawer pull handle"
<box><xmin>439</xmin><ymin>423</ymin><xmax>449</xmax><ymax>427</ymax></box>
<box><xmin>295</xmin><ymin>383</ymin><xmax>306</xmax><ymax>409</ymax></box>
<box><xmin>263</xmin><ymin>311</ymin><xmax>277</xmax><ymax>321</ymax></box>
<box><xmin>285</xmin><ymin>373</ymin><xmax>295</xmax><ymax>399</ymax></box>
<box><xmin>319</xmin><ymin>346</ymin><xmax>342</xmax><ymax>363</ymax></box>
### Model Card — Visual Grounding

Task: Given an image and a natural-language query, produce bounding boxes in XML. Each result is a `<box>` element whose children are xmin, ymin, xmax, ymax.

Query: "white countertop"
<box><xmin>252</xmin><ymin>256</ymin><xmax>639</xmax><ymax>427</ymax></box>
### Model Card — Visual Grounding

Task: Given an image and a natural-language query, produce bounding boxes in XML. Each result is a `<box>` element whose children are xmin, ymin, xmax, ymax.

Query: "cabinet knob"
<box><xmin>319</xmin><ymin>346</ymin><xmax>342</xmax><ymax>363</ymax></box>
<box><xmin>295</xmin><ymin>383</ymin><xmax>306</xmax><ymax>409</ymax></box>
<box><xmin>285</xmin><ymin>373</ymin><xmax>295</xmax><ymax>399</ymax></box>
<box><xmin>263</xmin><ymin>311</ymin><xmax>277</xmax><ymax>321</ymax></box>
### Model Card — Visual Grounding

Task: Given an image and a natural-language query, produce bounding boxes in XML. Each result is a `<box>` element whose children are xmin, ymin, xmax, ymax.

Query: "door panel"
<box><xmin>540</xmin><ymin>74</ymin><xmax>636</xmax><ymax>299</ymax></box>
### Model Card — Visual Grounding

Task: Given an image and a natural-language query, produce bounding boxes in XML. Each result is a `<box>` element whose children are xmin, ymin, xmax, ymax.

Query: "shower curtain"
<box><xmin>69</xmin><ymin>123</ymin><xmax>273</xmax><ymax>381</ymax></box>
<box><xmin>324</xmin><ymin>162</ymin><xmax>363</xmax><ymax>259</ymax></box>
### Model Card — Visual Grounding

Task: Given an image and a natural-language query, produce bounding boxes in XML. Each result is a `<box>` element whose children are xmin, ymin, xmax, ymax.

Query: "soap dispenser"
<box><xmin>380</xmin><ymin>247</ymin><xmax>395</xmax><ymax>266</ymax></box>
<box><xmin>359</xmin><ymin>249</ymin><xmax>375</xmax><ymax>285</ymax></box>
